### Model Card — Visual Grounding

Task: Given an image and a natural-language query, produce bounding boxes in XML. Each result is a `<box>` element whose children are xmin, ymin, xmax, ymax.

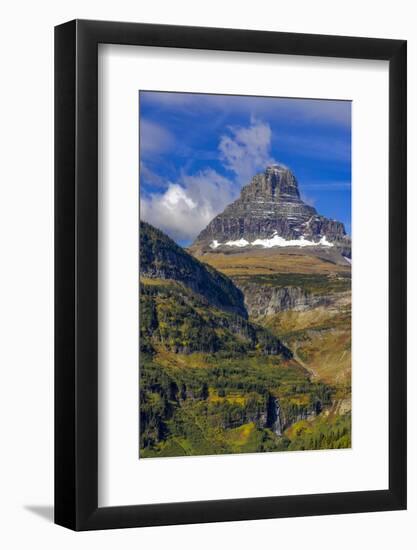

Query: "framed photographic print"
<box><xmin>55</xmin><ymin>20</ymin><xmax>407</xmax><ymax>530</ymax></box>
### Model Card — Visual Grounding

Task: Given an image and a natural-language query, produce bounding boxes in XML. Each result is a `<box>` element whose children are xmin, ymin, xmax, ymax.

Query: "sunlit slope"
<box><xmin>197</xmin><ymin>248</ymin><xmax>351</xmax><ymax>389</ymax></box>
<box><xmin>194</xmin><ymin>247</ymin><xmax>350</xmax><ymax>276</ymax></box>
<box><xmin>263</xmin><ymin>305</ymin><xmax>351</xmax><ymax>387</ymax></box>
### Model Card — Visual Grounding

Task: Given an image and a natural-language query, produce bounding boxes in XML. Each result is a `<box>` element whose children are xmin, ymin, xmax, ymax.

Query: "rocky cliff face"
<box><xmin>237</xmin><ymin>284</ymin><xmax>331</xmax><ymax>318</ymax></box>
<box><xmin>192</xmin><ymin>165</ymin><xmax>351</xmax><ymax>255</ymax></box>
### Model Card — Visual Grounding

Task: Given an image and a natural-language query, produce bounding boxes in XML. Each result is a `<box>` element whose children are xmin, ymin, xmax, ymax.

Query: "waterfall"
<box><xmin>267</xmin><ymin>394</ymin><xmax>283</xmax><ymax>436</ymax></box>
<box><xmin>272</xmin><ymin>398</ymin><xmax>282</xmax><ymax>436</ymax></box>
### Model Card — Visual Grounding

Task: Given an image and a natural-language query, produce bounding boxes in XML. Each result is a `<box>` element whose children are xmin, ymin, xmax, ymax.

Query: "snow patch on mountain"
<box><xmin>225</xmin><ymin>238</ymin><xmax>250</xmax><ymax>248</ymax></box>
<box><xmin>252</xmin><ymin>233</ymin><xmax>334</xmax><ymax>248</ymax></box>
<box><xmin>210</xmin><ymin>232</ymin><xmax>334</xmax><ymax>250</ymax></box>
<box><xmin>210</xmin><ymin>240</ymin><xmax>221</xmax><ymax>249</ymax></box>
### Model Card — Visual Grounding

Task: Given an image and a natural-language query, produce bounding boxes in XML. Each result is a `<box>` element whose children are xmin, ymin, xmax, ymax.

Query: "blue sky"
<box><xmin>139</xmin><ymin>91</ymin><xmax>351</xmax><ymax>245</ymax></box>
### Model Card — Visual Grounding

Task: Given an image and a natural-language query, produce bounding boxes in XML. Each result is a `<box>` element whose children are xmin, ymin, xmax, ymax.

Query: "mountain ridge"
<box><xmin>140</xmin><ymin>221</ymin><xmax>292</xmax><ymax>358</ymax></box>
<box><xmin>140</xmin><ymin>221</ymin><xmax>247</xmax><ymax>318</ymax></box>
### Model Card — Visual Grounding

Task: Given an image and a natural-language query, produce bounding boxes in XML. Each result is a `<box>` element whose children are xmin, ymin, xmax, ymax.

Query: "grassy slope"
<box><xmin>263</xmin><ymin>306</ymin><xmax>351</xmax><ymax>386</ymax></box>
<box><xmin>197</xmin><ymin>249</ymin><xmax>351</xmax><ymax>276</ymax></box>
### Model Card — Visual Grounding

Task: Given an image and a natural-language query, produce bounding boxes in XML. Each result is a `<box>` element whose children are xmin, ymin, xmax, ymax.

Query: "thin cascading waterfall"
<box><xmin>266</xmin><ymin>394</ymin><xmax>283</xmax><ymax>436</ymax></box>
<box><xmin>272</xmin><ymin>398</ymin><xmax>282</xmax><ymax>436</ymax></box>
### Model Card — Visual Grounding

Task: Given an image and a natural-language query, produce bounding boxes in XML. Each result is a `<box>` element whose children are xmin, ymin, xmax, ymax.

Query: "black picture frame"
<box><xmin>55</xmin><ymin>19</ymin><xmax>407</xmax><ymax>531</ymax></box>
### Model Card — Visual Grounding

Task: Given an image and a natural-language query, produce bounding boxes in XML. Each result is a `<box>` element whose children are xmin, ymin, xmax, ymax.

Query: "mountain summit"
<box><xmin>192</xmin><ymin>165</ymin><xmax>351</xmax><ymax>256</ymax></box>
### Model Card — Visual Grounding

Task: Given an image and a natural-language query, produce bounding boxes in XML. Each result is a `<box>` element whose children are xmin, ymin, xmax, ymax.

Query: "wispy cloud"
<box><xmin>302</xmin><ymin>181</ymin><xmax>351</xmax><ymax>191</ymax></box>
<box><xmin>140</xmin><ymin>169</ymin><xmax>237</xmax><ymax>242</ymax></box>
<box><xmin>300</xmin><ymin>192</ymin><xmax>316</xmax><ymax>206</ymax></box>
<box><xmin>140</xmin><ymin>119</ymin><xmax>175</xmax><ymax>157</ymax></box>
<box><xmin>141</xmin><ymin>91</ymin><xmax>351</xmax><ymax>129</ymax></box>
<box><xmin>277</xmin><ymin>133</ymin><xmax>351</xmax><ymax>163</ymax></box>
<box><xmin>140</xmin><ymin>161</ymin><xmax>168</xmax><ymax>189</ymax></box>
<box><xmin>219</xmin><ymin>118</ymin><xmax>275</xmax><ymax>184</ymax></box>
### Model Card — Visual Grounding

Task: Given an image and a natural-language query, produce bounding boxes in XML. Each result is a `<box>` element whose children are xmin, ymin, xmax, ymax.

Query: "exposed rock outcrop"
<box><xmin>236</xmin><ymin>283</ymin><xmax>331</xmax><ymax>318</ymax></box>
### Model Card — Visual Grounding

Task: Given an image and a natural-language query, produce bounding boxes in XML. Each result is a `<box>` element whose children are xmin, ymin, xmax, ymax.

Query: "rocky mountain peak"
<box><xmin>241</xmin><ymin>164</ymin><xmax>300</xmax><ymax>203</ymax></box>
<box><xmin>192</xmin><ymin>165</ymin><xmax>351</xmax><ymax>257</ymax></box>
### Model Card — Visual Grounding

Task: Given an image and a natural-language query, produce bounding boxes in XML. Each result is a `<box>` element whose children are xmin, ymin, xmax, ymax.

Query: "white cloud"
<box><xmin>140</xmin><ymin>118</ymin><xmax>286</xmax><ymax>243</ymax></box>
<box><xmin>219</xmin><ymin>118</ymin><xmax>275</xmax><ymax>183</ymax></box>
<box><xmin>141</xmin><ymin>169</ymin><xmax>237</xmax><ymax>242</ymax></box>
